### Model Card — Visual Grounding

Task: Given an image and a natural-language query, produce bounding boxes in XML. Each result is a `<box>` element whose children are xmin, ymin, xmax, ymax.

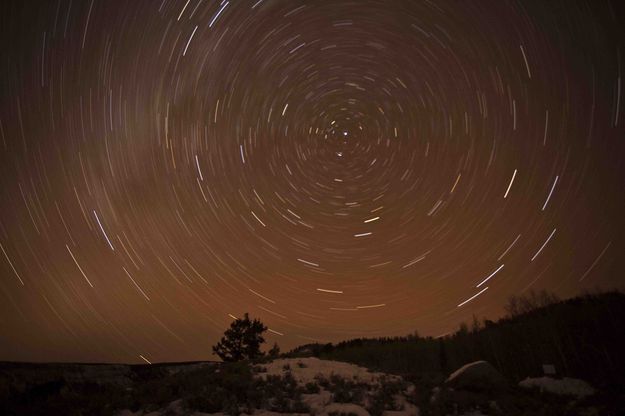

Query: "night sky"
<box><xmin>0</xmin><ymin>0</ymin><xmax>623</xmax><ymax>364</ymax></box>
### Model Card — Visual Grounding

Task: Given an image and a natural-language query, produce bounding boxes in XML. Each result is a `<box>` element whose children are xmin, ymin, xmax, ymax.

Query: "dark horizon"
<box><xmin>1</xmin><ymin>0</ymin><xmax>624</xmax><ymax>364</ymax></box>
<box><xmin>0</xmin><ymin>289</ymin><xmax>625</xmax><ymax>371</ymax></box>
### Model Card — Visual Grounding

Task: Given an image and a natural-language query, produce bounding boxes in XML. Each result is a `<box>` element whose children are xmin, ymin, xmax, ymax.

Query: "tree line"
<box><xmin>211</xmin><ymin>290</ymin><xmax>625</xmax><ymax>393</ymax></box>
<box><xmin>288</xmin><ymin>290</ymin><xmax>625</xmax><ymax>391</ymax></box>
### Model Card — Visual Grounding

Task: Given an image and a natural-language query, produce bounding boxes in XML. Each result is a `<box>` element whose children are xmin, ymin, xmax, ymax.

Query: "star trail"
<box><xmin>0</xmin><ymin>0</ymin><xmax>623</xmax><ymax>363</ymax></box>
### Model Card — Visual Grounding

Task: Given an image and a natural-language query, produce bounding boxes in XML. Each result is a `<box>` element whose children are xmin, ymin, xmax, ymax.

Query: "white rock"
<box><xmin>519</xmin><ymin>376</ymin><xmax>595</xmax><ymax>398</ymax></box>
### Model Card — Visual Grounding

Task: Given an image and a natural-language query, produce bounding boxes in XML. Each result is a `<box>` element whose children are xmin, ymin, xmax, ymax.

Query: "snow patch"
<box><xmin>258</xmin><ymin>357</ymin><xmax>402</xmax><ymax>385</ymax></box>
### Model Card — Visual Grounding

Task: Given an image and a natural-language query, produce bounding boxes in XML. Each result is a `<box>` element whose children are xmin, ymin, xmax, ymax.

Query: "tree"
<box><xmin>212</xmin><ymin>313</ymin><xmax>268</xmax><ymax>362</ymax></box>
<box><xmin>505</xmin><ymin>295</ymin><xmax>520</xmax><ymax>317</ymax></box>
<box><xmin>505</xmin><ymin>290</ymin><xmax>560</xmax><ymax>318</ymax></box>
<box><xmin>438</xmin><ymin>338</ymin><xmax>448</xmax><ymax>373</ymax></box>
<box><xmin>471</xmin><ymin>314</ymin><xmax>482</xmax><ymax>333</ymax></box>
<box><xmin>457</xmin><ymin>322</ymin><xmax>469</xmax><ymax>336</ymax></box>
<box><xmin>268</xmin><ymin>342</ymin><xmax>280</xmax><ymax>358</ymax></box>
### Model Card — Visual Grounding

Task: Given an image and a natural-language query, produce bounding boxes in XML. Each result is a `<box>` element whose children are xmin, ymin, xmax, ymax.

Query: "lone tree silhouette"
<box><xmin>212</xmin><ymin>313</ymin><xmax>268</xmax><ymax>361</ymax></box>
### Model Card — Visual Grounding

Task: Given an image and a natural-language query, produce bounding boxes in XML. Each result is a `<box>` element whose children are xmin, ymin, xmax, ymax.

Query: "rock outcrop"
<box><xmin>445</xmin><ymin>361</ymin><xmax>507</xmax><ymax>391</ymax></box>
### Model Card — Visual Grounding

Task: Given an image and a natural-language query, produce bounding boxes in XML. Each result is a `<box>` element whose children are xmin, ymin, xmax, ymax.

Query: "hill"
<box><xmin>1</xmin><ymin>290</ymin><xmax>623</xmax><ymax>415</ymax></box>
<box><xmin>287</xmin><ymin>290</ymin><xmax>625</xmax><ymax>390</ymax></box>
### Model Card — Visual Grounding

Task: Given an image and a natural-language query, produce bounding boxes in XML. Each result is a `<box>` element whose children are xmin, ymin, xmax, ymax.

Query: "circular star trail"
<box><xmin>0</xmin><ymin>0</ymin><xmax>624</xmax><ymax>363</ymax></box>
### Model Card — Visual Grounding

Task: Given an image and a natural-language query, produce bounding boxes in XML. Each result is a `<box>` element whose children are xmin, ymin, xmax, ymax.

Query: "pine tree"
<box><xmin>268</xmin><ymin>342</ymin><xmax>280</xmax><ymax>358</ymax></box>
<box><xmin>212</xmin><ymin>313</ymin><xmax>268</xmax><ymax>362</ymax></box>
<box><xmin>438</xmin><ymin>338</ymin><xmax>448</xmax><ymax>373</ymax></box>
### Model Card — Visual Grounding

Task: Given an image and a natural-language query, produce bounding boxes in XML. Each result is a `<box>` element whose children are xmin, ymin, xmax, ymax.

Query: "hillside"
<box><xmin>1</xmin><ymin>291</ymin><xmax>623</xmax><ymax>415</ymax></box>
<box><xmin>289</xmin><ymin>291</ymin><xmax>625</xmax><ymax>390</ymax></box>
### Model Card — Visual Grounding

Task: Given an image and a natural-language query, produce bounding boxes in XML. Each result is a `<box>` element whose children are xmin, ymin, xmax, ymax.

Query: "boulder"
<box><xmin>445</xmin><ymin>361</ymin><xmax>507</xmax><ymax>391</ymax></box>
<box><xmin>519</xmin><ymin>376</ymin><xmax>595</xmax><ymax>398</ymax></box>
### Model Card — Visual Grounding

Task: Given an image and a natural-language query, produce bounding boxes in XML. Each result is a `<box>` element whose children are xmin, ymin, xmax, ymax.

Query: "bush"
<box><xmin>304</xmin><ymin>382</ymin><xmax>320</xmax><ymax>394</ymax></box>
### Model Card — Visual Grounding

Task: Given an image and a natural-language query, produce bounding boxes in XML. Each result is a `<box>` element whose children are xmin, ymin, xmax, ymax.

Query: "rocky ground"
<box><xmin>1</xmin><ymin>358</ymin><xmax>610</xmax><ymax>416</ymax></box>
<box><xmin>118</xmin><ymin>357</ymin><xmax>419</xmax><ymax>416</ymax></box>
<box><xmin>115</xmin><ymin>358</ymin><xmax>601</xmax><ymax>416</ymax></box>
